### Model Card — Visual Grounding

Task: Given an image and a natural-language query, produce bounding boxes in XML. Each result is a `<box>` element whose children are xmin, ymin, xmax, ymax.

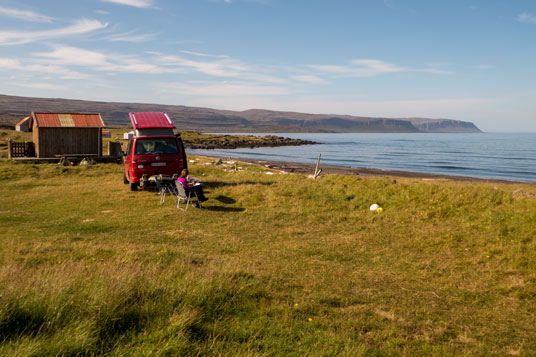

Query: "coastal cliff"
<box><xmin>0</xmin><ymin>94</ymin><xmax>482</xmax><ymax>133</ymax></box>
<box><xmin>408</xmin><ymin>118</ymin><xmax>482</xmax><ymax>133</ymax></box>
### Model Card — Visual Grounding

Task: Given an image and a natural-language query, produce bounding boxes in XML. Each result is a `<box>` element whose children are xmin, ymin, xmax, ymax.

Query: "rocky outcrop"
<box><xmin>184</xmin><ymin>135</ymin><xmax>317</xmax><ymax>149</ymax></box>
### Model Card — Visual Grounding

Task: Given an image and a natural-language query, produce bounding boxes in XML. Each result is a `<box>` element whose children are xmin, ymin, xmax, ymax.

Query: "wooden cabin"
<box><xmin>29</xmin><ymin>112</ymin><xmax>105</xmax><ymax>158</ymax></box>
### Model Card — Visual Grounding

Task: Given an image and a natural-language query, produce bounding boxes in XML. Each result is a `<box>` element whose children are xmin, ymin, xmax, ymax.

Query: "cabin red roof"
<box><xmin>129</xmin><ymin>112</ymin><xmax>175</xmax><ymax>129</ymax></box>
<box><xmin>31</xmin><ymin>112</ymin><xmax>105</xmax><ymax>128</ymax></box>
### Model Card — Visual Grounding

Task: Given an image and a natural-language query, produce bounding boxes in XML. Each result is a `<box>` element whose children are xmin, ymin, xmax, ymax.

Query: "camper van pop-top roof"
<box><xmin>129</xmin><ymin>112</ymin><xmax>175</xmax><ymax>137</ymax></box>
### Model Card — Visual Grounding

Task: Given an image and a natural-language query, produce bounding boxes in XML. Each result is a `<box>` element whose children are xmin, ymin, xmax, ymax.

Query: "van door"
<box><xmin>124</xmin><ymin>139</ymin><xmax>134</xmax><ymax>181</ymax></box>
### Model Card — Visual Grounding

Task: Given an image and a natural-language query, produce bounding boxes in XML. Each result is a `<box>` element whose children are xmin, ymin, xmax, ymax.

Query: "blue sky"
<box><xmin>0</xmin><ymin>0</ymin><xmax>535</xmax><ymax>132</ymax></box>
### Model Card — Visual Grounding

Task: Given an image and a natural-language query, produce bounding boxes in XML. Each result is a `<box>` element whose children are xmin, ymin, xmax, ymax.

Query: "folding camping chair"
<box><xmin>154</xmin><ymin>175</ymin><xmax>178</xmax><ymax>206</ymax></box>
<box><xmin>175</xmin><ymin>183</ymin><xmax>192</xmax><ymax>211</ymax></box>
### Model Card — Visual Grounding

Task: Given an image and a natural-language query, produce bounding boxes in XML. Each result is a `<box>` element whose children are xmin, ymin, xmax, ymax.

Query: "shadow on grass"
<box><xmin>188</xmin><ymin>195</ymin><xmax>242</xmax><ymax>212</ymax></box>
<box><xmin>203</xmin><ymin>181</ymin><xmax>274</xmax><ymax>189</ymax></box>
<box><xmin>213</xmin><ymin>195</ymin><xmax>236</xmax><ymax>204</ymax></box>
<box><xmin>202</xmin><ymin>205</ymin><xmax>244</xmax><ymax>212</ymax></box>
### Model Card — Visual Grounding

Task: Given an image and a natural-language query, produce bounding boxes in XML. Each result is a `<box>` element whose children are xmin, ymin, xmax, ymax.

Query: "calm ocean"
<box><xmin>188</xmin><ymin>133</ymin><xmax>536</xmax><ymax>183</ymax></box>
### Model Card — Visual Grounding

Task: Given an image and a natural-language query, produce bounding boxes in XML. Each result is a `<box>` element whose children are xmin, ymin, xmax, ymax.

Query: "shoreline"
<box><xmin>194</xmin><ymin>154</ymin><xmax>534</xmax><ymax>185</ymax></box>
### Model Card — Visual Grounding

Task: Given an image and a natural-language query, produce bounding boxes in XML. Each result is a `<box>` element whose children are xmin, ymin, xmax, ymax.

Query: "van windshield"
<box><xmin>134</xmin><ymin>138</ymin><xmax>179</xmax><ymax>155</ymax></box>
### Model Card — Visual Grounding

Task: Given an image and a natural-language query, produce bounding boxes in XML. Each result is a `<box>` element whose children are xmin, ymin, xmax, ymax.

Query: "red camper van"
<box><xmin>123</xmin><ymin>112</ymin><xmax>187</xmax><ymax>191</ymax></box>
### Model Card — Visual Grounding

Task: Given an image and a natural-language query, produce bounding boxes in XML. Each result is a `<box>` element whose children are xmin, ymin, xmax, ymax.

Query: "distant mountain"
<box><xmin>0</xmin><ymin>94</ymin><xmax>482</xmax><ymax>133</ymax></box>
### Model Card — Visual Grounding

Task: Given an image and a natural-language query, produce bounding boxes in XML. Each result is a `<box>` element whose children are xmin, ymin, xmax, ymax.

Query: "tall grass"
<box><xmin>0</xmin><ymin>157</ymin><xmax>535</xmax><ymax>355</ymax></box>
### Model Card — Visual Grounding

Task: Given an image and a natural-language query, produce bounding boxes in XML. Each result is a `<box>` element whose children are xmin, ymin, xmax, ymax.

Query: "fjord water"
<box><xmin>189</xmin><ymin>133</ymin><xmax>536</xmax><ymax>183</ymax></box>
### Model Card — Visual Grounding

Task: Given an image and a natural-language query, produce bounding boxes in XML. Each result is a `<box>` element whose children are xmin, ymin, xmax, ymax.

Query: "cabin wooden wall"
<box><xmin>35</xmin><ymin>127</ymin><xmax>100</xmax><ymax>158</ymax></box>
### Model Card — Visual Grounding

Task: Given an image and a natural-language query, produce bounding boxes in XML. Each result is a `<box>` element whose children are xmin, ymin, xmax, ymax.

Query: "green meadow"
<box><xmin>0</xmin><ymin>157</ymin><xmax>535</xmax><ymax>355</ymax></box>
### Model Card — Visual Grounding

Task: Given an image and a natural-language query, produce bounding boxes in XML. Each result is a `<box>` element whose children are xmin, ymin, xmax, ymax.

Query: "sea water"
<box><xmin>188</xmin><ymin>133</ymin><xmax>536</xmax><ymax>183</ymax></box>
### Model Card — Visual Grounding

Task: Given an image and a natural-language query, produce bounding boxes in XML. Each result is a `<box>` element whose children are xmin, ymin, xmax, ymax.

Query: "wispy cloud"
<box><xmin>32</xmin><ymin>46</ymin><xmax>109</xmax><ymax>67</ymax></box>
<box><xmin>13</xmin><ymin>81</ymin><xmax>66</xmax><ymax>90</ymax></box>
<box><xmin>0</xmin><ymin>6</ymin><xmax>54</xmax><ymax>22</ymax></box>
<box><xmin>353</xmin><ymin>59</ymin><xmax>405</xmax><ymax>74</ymax></box>
<box><xmin>113</xmin><ymin>58</ymin><xmax>175</xmax><ymax>74</ymax></box>
<box><xmin>180</xmin><ymin>50</ymin><xmax>228</xmax><ymax>59</ymax></box>
<box><xmin>101</xmin><ymin>0</ymin><xmax>154</xmax><ymax>8</ymax></box>
<box><xmin>307</xmin><ymin>59</ymin><xmax>450</xmax><ymax>78</ymax></box>
<box><xmin>157</xmin><ymin>54</ymin><xmax>249</xmax><ymax>77</ymax></box>
<box><xmin>106</xmin><ymin>30</ymin><xmax>157</xmax><ymax>42</ymax></box>
<box><xmin>30</xmin><ymin>45</ymin><xmax>187</xmax><ymax>75</ymax></box>
<box><xmin>157</xmin><ymin>52</ymin><xmax>287</xmax><ymax>83</ymax></box>
<box><xmin>0</xmin><ymin>19</ymin><xmax>108</xmax><ymax>45</ymax></box>
<box><xmin>518</xmin><ymin>13</ymin><xmax>536</xmax><ymax>24</ymax></box>
<box><xmin>291</xmin><ymin>75</ymin><xmax>326</xmax><ymax>84</ymax></box>
<box><xmin>0</xmin><ymin>57</ymin><xmax>89</xmax><ymax>79</ymax></box>
<box><xmin>157</xmin><ymin>81</ymin><xmax>288</xmax><ymax>97</ymax></box>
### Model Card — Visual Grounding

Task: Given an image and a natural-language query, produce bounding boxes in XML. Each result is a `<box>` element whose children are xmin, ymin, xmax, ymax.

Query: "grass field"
<box><xmin>0</xmin><ymin>158</ymin><xmax>535</xmax><ymax>355</ymax></box>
